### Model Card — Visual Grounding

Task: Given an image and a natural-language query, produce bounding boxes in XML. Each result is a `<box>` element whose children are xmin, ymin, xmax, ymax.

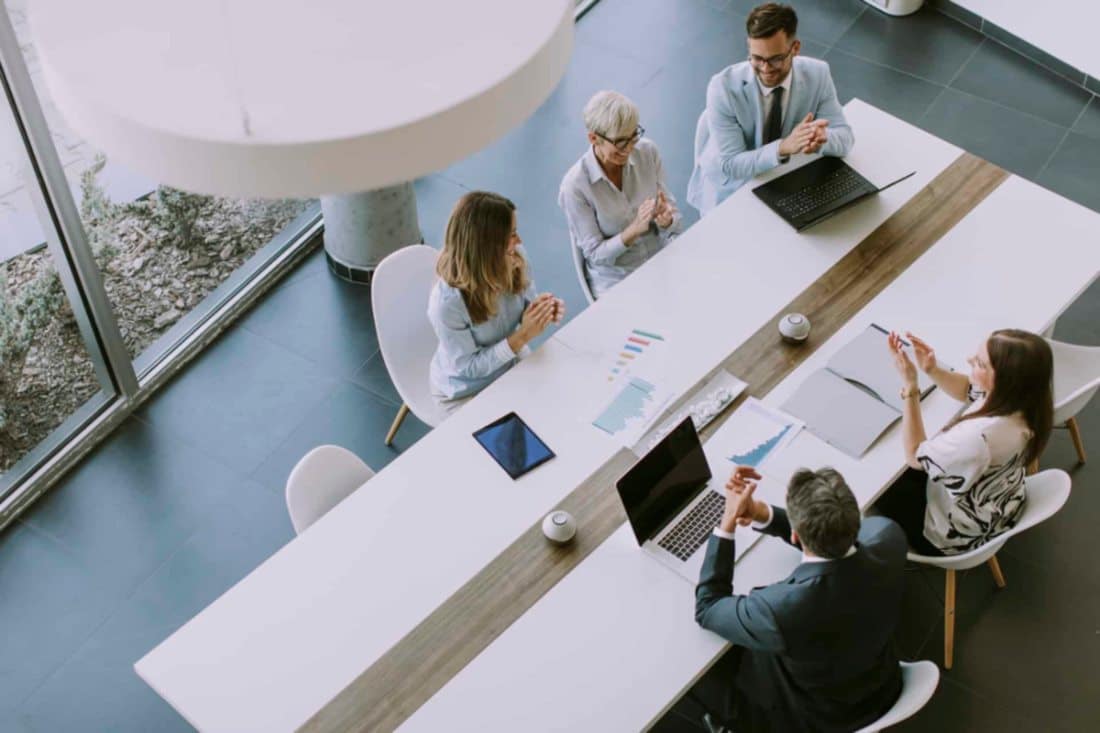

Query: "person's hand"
<box><xmin>801</xmin><ymin>122</ymin><xmax>829</xmax><ymax>154</ymax></box>
<box><xmin>551</xmin><ymin>296</ymin><xmax>566</xmax><ymax>324</ymax></box>
<box><xmin>888</xmin><ymin>331</ymin><xmax>919</xmax><ymax>388</ymax></box>
<box><xmin>654</xmin><ymin>190</ymin><xmax>676</xmax><ymax>229</ymax></box>
<box><xmin>906</xmin><ymin>332</ymin><xmax>937</xmax><ymax>374</ymax></box>
<box><xmin>626</xmin><ymin>198</ymin><xmax>658</xmax><ymax>241</ymax></box>
<box><xmin>720</xmin><ymin>466</ymin><xmax>764</xmax><ymax>533</ymax></box>
<box><xmin>517</xmin><ymin>294</ymin><xmax>557</xmax><ymax>343</ymax></box>
<box><xmin>778</xmin><ymin>114</ymin><xmax>829</xmax><ymax>157</ymax></box>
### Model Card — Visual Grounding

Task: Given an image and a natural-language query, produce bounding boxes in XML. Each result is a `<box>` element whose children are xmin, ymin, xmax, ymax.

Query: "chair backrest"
<box><xmin>568</xmin><ymin>233</ymin><xmax>596</xmax><ymax>304</ymax></box>
<box><xmin>853</xmin><ymin>660</ymin><xmax>940</xmax><ymax>733</ymax></box>
<box><xmin>1047</xmin><ymin>338</ymin><xmax>1100</xmax><ymax>424</ymax></box>
<box><xmin>371</xmin><ymin>244</ymin><xmax>447</xmax><ymax>427</ymax></box>
<box><xmin>692</xmin><ymin>109</ymin><xmax>709</xmax><ymax>161</ymax></box>
<box><xmin>285</xmin><ymin>445</ymin><xmax>374</xmax><ymax>534</ymax></box>
<box><xmin>906</xmin><ymin>469</ymin><xmax>1072</xmax><ymax>570</ymax></box>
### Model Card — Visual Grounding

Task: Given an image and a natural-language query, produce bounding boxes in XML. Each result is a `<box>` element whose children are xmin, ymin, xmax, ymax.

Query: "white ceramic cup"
<box><xmin>779</xmin><ymin>313</ymin><xmax>811</xmax><ymax>343</ymax></box>
<box><xmin>542</xmin><ymin>510</ymin><xmax>577</xmax><ymax>544</ymax></box>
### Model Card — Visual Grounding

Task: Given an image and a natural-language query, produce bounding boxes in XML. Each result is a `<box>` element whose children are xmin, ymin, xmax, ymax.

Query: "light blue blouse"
<box><xmin>427</xmin><ymin>263</ymin><xmax>537</xmax><ymax>401</ymax></box>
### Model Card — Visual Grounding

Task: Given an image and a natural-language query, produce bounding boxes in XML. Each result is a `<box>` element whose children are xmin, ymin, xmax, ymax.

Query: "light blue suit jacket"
<box><xmin>687</xmin><ymin>56</ymin><xmax>854</xmax><ymax>215</ymax></box>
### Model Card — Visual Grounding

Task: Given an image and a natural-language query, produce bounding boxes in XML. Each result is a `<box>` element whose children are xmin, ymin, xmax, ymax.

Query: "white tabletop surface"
<box><xmin>30</xmin><ymin>0</ymin><xmax>575</xmax><ymax>196</ymax></box>
<box><xmin>133</xmin><ymin>100</ymin><xmax>1069</xmax><ymax>733</ymax></box>
<box><xmin>401</xmin><ymin>171</ymin><xmax>1100</xmax><ymax>732</ymax></box>
<box><xmin>554</xmin><ymin>100</ymin><xmax>959</xmax><ymax>397</ymax></box>
<box><xmin>952</xmin><ymin>0</ymin><xmax>1100</xmax><ymax>80</ymax></box>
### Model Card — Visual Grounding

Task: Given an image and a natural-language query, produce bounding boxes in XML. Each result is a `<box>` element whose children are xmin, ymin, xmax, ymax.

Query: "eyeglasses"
<box><xmin>595</xmin><ymin>125</ymin><xmax>644</xmax><ymax>151</ymax></box>
<box><xmin>748</xmin><ymin>45</ymin><xmax>795</xmax><ymax>70</ymax></box>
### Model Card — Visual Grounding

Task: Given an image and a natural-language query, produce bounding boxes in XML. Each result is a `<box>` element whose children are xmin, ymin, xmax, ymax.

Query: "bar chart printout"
<box><xmin>594</xmin><ymin>377</ymin><xmax>661</xmax><ymax>435</ymax></box>
<box><xmin>606</xmin><ymin>328</ymin><xmax>666</xmax><ymax>382</ymax></box>
<box><xmin>717</xmin><ymin>398</ymin><xmax>803</xmax><ymax>470</ymax></box>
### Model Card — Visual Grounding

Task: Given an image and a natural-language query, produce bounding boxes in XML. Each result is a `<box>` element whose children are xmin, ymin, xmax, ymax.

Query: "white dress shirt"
<box><xmin>757</xmin><ymin>66</ymin><xmax>793</xmax><ymax>131</ymax></box>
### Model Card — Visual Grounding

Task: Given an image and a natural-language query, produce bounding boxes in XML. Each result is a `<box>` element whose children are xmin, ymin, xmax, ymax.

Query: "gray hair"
<box><xmin>582</xmin><ymin>90</ymin><xmax>639</xmax><ymax>139</ymax></box>
<box><xmin>786</xmin><ymin>468</ymin><xmax>860</xmax><ymax>559</ymax></box>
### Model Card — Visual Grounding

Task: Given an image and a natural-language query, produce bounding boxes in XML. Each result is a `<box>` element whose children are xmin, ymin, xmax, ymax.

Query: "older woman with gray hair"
<box><xmin>558</xmin><ymin>90</ymin><xmax>682</xmax><ymax>299</ymax></box>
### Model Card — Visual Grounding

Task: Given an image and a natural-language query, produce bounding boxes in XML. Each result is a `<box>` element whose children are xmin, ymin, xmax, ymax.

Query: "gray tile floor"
<box><xmin>3</xmin><ymin>1</ymin><xmax>1098</xmax><ymax>730</ymax></box>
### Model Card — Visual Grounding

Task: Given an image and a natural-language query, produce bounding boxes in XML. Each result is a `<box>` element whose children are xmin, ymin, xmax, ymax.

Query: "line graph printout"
<box><xmin>713</xmin><ymin>398</ymin><xmax>803</xmax><ymax>470</ymax></box>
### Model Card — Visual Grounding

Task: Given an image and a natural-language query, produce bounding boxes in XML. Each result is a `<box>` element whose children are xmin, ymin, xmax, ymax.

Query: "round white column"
<box><xmin>320</xmin><ymin>185</ymin><xmax>422</xmax><ymax>284</ymax></box>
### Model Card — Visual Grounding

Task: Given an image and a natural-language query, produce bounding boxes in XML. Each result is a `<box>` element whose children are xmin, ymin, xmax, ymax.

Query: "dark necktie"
<box><xmin>763</xmin><ymin>87</ymin><xmax>784</xmax><ymax>145</ymax></box>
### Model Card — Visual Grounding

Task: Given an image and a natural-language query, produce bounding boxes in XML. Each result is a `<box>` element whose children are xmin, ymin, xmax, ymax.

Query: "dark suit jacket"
<box><xmin>695</xmin><ymin>508</ymin><xmax>907</xmax><ymax>733</ymax></box>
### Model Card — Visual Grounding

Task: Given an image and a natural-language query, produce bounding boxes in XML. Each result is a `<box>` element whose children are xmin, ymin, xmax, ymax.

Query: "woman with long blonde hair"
<box><xmin>428</xmin><ymin>191</ymin><xmax>564</xmax><ymax>411</ymax></box>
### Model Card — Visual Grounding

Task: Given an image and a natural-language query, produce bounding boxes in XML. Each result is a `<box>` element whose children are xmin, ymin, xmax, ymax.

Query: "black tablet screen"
<box><xmin>473</xmin><ymin>413</ymin><xmax>555</xmax><ymax>479</ymax></box>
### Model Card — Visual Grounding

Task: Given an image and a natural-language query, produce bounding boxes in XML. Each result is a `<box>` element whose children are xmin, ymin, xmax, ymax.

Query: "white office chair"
<box><xmin>853</xmin><ymin>660</ymin><xmax>940</xmax><ymax>733</ymax></box>
<box><xmin>704</xmin><ymin>659</ymin><xmax>939</xmax><ymax>733</ymax></box>
<box><xmin>1046</xmin><ymin>338</ymin><xmax>1100</xmax><ymax>465</ymax></box>
<box><xmin>285</xmin><ymin>445</ymin><xmax>374</xmax><ymax>534</ymax></box>
<box><xmin>371</xmin><ymin>244</ymin><xmax>450</xmax><ymax>445</ymax></box>
<box><xmin>907</xmin><ymin>469</ymin><xmax>1071</xmax><ymax>668</ymax></box>
<box><xmin>569</xmin><ymin>233</ymin><xmax>596</xmax><ymax>304</ymax></box>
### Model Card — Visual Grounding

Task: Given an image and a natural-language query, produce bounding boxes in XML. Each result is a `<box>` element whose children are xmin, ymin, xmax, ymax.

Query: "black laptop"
<box><xmin>753</xmin><ymin>157</ymin><xmax>914</xmax><ymax>232</ymax></box>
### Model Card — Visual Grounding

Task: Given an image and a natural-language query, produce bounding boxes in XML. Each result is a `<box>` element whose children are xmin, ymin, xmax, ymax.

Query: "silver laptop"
<box><xmin>616</xmin><ymin>417</ymin><xmax>748</xmax><ymax>583</ymax></box>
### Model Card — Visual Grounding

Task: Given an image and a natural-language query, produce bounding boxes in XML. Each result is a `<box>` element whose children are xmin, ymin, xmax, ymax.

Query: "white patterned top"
<box><xmin>917</xmin><ymin>395</ymin><xmax>1031</xmax><ymax>555</ymax></box>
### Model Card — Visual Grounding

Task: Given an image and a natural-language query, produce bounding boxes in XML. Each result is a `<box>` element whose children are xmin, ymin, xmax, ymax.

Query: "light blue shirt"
<box><xmin>558</xmin><ymin>138</ymin><xmax>682</xmax><ymax>299</ymax></box>
<box><xmin>687</xmin><ymin>56</ymin><xmax>854</xmax><ymax>215</ymax></box>
<box><xmin>427</xmin><ymin>261</ymin><xmax>537</xmax><ymax>401</ymax></box>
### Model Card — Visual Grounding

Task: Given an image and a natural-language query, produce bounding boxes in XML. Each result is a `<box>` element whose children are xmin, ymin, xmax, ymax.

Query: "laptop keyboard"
<box><xmin>657</xmin><ymin>490</ymin><xmax>725</xmax><ymax>562</ymax></box>
<box><xmin>773</xmin><ymin>166</ymin><xmax>871</xmax><ymax>219</ymax></box>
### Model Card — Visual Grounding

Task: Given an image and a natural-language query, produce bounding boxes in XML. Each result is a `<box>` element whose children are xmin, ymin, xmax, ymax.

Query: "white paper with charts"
<box><xmin>702</xmin><ymin>398</ymin><xmax>804</xmax><ymax>556</ymax></box>
<box><xmin>589</xmin><ymin>328</ymin><xmax>675</xmax><ymax>446</ymax></box>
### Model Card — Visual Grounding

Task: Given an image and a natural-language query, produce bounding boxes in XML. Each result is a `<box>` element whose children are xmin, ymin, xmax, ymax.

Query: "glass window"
<box><xmin>0</xmin><ymin>0</ymin><xmax>320</xmax><ymax>508</ymax></box>
<box><xmin>0</xmin><ymin>101</ymin><xmax>114</xmax><ymax>492</ymax></box>
<box><xmin>6</xmin><ymin>0</ymin><xmax>318</xmax><ymax>378</ymax></box>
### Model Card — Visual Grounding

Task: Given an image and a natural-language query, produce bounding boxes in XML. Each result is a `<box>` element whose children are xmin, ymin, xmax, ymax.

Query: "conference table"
<box><xmin>135</xmin><ymin>100</ymin><xmax>1100</xmax><ymax>732</ymax></box>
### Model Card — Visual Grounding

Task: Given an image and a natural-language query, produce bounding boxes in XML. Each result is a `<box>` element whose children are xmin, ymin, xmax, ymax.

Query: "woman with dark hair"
<box><xmin>874</xmin><ymin>329</ymin><xmax>1053</xmax><ymax>556</ymax></box>
<box><xmin>427</xmin><ymin>191</ymin><xmax>564</xmax><ymax>413</ymax></box>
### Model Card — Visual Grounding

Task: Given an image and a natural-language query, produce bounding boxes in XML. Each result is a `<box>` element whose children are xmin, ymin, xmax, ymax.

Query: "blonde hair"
<box><xmin>583</xmin><ymin>90</ymin><xmax>639</xmax><ymax>139</ymax></box>
<box><xmin>436</xmin><ymin>191</ymin><xmax>529</xmax><ymax>324</ymax></box>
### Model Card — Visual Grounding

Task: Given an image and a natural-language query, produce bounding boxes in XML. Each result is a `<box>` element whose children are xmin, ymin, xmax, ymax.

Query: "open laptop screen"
<box><xmin>616</xmin><ymin>417</ymin><xmax>713</xmax><ymax>546</ymax></box>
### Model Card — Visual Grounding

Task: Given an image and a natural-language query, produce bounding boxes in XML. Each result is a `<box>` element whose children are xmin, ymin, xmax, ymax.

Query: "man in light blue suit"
<box><xmin>687</xmin><ymin>3</ymin><xmax>854</xmax><ymax>216</ymax></box>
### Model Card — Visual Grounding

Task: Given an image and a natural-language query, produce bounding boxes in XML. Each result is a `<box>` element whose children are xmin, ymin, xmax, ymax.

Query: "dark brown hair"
<box><xmin>786</xmin><ymin>467</ymin><xmax>859</xmax><ymax>559</ymax></box>
<box><xmin>948</xmin><ymin>329</ymin><xmax>1053</xmax><ymax>465</ymax></box>
<box><xmin>436</xmin><ymin>191</ymin><xmax>529</xmax><ymax>324</ymax></box>
<box><xmin>746</xmin><ymin>3</ymin><xmax>798</xmax><ymax>40</ymax></box>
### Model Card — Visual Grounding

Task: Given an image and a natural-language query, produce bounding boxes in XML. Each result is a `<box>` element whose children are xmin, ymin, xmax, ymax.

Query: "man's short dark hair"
<box><xmin>746</xmin><ymin>3</ymin><xmax>799</xmax><ymax>40</ymax></box>
<box><xmin>786</xmin><ymin>468</ymin><xmax>859</xmax><ymax>558</ymax></box>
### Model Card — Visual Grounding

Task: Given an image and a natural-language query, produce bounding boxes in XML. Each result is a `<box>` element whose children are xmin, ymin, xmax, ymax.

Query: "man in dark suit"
<box><xmin>693</xmin><ymin>466</ymin><xmax>907</xmax><ymax>733</ymax></box>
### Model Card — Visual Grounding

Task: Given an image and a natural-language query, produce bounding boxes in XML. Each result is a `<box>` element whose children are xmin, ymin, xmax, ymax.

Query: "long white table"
<box><xmin>134</xmin><ymin>100</ymin><xmax>1098</xmax><ymax>732</ymax></box>
<box><xmin>399</xmin><ymin>140</ymin><xmax>1100</xmax><ymax>731</ymax></box>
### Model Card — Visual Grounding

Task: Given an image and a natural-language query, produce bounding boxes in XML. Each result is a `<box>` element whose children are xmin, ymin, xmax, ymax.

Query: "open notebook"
<box><xmin>780</xmin><ymin>324</ymin><xmax>934</xmax><ymax>458</ymax></box>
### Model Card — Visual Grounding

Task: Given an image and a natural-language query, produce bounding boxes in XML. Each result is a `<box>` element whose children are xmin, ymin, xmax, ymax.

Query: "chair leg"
<box><xmin>1067</xmin><ymin>417</ymin><xmax>1086</xmax><ymax>464</ymax></box>
<box><xmin>384</xmin><ymin>403</ymin><xmax>410</xmax><ymax>446</ymax></box>
<box><xmin>987</xmin><ymin>555</ymin><xmax>1007</xmax><ymax>589</ymax></box>
<box><xmin>944</xmin><ymin>569</ymin><xmax>956</xmax><ymax>670</ymax></box>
